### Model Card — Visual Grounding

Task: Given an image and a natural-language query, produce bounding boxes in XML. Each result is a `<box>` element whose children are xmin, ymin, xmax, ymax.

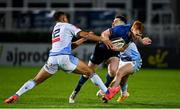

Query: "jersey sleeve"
<box><xmin>67</xmin><ymin>24</ymin><xmax>81</xmax><ymax>37</ymax></box>
<box><xmin>110</xmin><ymin>26</ymin><xmax>121</xmax><ymax>37</ymax></box>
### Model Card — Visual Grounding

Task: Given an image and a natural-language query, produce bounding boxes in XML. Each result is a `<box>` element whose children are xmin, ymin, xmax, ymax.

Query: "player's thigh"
<box><xmin>74</xmin><ymin>59</ymin><xmax>93</xmax><ymax>76</ymax></box>
<box><xmin>107</xmin><ymin>57</ymin><xmax>119</xmax><ymax>76</ymax></box>
<box><xmin>88</xmin><ymin>60</ymin><xmax>98</xmax><ymax>71</ymax></box>
<box><xmin>55</xmin><ymin>55</ymin><xmax>79</xmax><ymax>73</ymax></box>
<box><xmin>33</xmin><ymin>67</ymin><xmax>53</xmax><ymax>85</ymax></box>
<box><xmin>117</xmin><ymin>62</ymin><xmax>134</xmax><ymax>78</ymax></box>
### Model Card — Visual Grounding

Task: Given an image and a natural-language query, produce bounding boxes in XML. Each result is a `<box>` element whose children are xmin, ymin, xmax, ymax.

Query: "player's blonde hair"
<box><xmin>132</xmin><ymin>20</ymin><xmax>144</xmax><ymax>33</ymax></box>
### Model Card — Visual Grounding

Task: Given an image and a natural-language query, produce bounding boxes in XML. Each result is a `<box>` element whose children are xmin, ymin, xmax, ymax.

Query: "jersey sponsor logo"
<box><xmin>148</xmin><ymin>49</ymin><xmax>168</xmax><ymax>68</ymax></box>
<box><xmin>6</xmin><ymin>47</ymin><xmax>49</xmax><ymax>65</ymax></box>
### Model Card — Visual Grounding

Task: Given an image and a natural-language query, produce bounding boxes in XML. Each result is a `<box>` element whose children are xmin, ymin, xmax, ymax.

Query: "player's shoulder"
<box><xmin>63</xmin><ymin>23</ymin><xmax>80</xmax><ymax>30</ymax></box>
<box><xmin>117</xmin><ymin>24</ymin><xmax>131</xmax><ymax>28</ymax></box>
<box><xmin>128</xmin><ymin>42</ymin><xmax>138</xmax><ymax>50</ymax></box>
<box><xmin>55</xmin><ymin>22</ymin><xmax>72</xmax><ymax>27</ymax></box>
<box><xmin>112</xmin><ymin>24</ymin><xmax>131</xmax><ymax>30</ymax></box>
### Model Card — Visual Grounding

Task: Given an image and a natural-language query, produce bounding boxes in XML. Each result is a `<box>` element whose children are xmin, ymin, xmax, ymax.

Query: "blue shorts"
<box><xmin>90</xmin><ymin>43</ymin><xmax>119</xmax><ymax>65</ymax></box>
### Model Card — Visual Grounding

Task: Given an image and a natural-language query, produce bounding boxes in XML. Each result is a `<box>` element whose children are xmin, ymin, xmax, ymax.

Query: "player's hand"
<box><xmin>111</xmin><ymin>45</ymin><xmax>120</xmax><ymax>51</ymax></box>
<box><xmin>111</xmin><ymin>45</ymin><xmax>125</xmax><ymax>52</ymax></box>
<box><xmin>142</xmin><ymin>37</ymin><xmax>152</xmax><ymax>45</ymax></box>
<box><xmin>100</xmin><ymin>36</ymin><xmax>113</xmax><ymax>49</ymax></box>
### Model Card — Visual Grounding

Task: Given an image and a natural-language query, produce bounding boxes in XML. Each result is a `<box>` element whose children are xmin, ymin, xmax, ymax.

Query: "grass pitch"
<box><xmin>0</xmin><ymin>66</ymin><xmax>180</xmax><ymax>108</ymax></box>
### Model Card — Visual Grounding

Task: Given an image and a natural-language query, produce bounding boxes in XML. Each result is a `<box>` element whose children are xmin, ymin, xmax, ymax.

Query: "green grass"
<box><xmin>0</xmin><ymin>66</ymin><xmax>180</xmax><ymax>108</ymax></box>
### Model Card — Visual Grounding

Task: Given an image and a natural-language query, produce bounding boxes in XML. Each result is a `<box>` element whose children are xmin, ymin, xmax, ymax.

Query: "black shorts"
<box><xmin>90</xmin><ymin>43</ymin><xmax>119</xmax><ymax>65</ymax></box>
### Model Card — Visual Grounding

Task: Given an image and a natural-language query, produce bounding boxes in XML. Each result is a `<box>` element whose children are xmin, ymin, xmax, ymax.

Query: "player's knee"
<box><xmin>108</xmin><ymin>65</ymin><xmax>118</xmax><ymax>77</ymax></box>
<box><xmin>109</xmin><ymin>68</ymin><xmax>116</xmax><ymax>77</ymax></box>
<box><xmin>83</xmin><ymin>68</ymin><xmax>94</xmax><ymax>77</ymax></box>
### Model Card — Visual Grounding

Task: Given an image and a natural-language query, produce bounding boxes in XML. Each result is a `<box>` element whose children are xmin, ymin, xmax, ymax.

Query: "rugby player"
<box><xmin>98</xmin><ymin>42</ymin><xmax>143</xmax><ymax>103</ymax></box>
<box><xmin>69</xmin><ymin>16</ymin><xmax>151</xmax><ymax>103</ymax></box>
<box><xmin>4</xmin><ymin>11</ymin><xmax>117</xmax><ymax>104</ymax></box>
<box><xmin>101</xmin><ymin>21</ymin><xmax>152</xmax><ymax>102</ymax></box>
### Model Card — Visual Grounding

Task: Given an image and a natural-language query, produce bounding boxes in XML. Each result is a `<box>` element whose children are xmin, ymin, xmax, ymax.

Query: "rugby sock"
<box><xmin>74</xmin><ymin>75</ymin><xmax>88</xmax><ymax>94</ymax></box>
<box><xmin>16</xmin><ymin>80</ymin><xmax>36</xmax><ymax>96</ymax></box>
<box><xmin>121</xmin><ymin>82</ymin><xmax>128</xmax><ymax>96</ymax></box>
<box><xmin>105</xmin><ymin>73</ymin><xmax>114</xmax><ymax>87</ymax></box>
<box><xmin>90</xmin><ymin>73</ymin><xmax>108</xmax><ymax>93</ymax></box>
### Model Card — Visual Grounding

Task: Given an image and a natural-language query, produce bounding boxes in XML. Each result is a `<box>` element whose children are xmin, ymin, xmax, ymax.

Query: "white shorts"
<box><xmin>119</xmin><ymin>59</ymin><xmax>142</xmax><ymax>73</ymax></box>
<box><xmin>43</xmin><ymin>55</ymin><xmax>79</xmax><ymax>74</ymax></box>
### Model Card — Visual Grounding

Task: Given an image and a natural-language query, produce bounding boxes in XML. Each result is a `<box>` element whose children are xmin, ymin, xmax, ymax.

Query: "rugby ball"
<box><xmin>111</xmin><ymin>38</ymin><xmax>125</xmax><ymax>48</ymax></box>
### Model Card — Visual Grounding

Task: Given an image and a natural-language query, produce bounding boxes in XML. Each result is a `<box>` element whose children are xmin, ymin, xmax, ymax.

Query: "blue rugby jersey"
<box><xmin>99</xmin><ymin>24</ymin><xmax>132</xmax><ymax>49</ymax></box>
<box><xmin>110</xmin><ymin>24</ymin><xmax>131</xmax><ymax>44</ymax></box>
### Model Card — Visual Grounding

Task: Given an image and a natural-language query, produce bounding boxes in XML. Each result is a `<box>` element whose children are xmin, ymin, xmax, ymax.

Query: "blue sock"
<box><xmin>121</xmin><ymin>82</ymin><xmax>128</xmax><ymax>95</ymax></box>
<box><xmin>74</xmin><ymin>75</ymin><xmax>88</xmax><ymax>94</ymax></box>
<box><xmin>105</xmin><ymin>73</ymin><xmax>114</xmax><ymax>87</ymax></box>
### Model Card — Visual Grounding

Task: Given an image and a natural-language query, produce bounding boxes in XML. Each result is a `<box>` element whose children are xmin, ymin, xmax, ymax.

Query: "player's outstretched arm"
<box><xmin>77</xmin><ymin>31</ymin><xmax>113</xmax><ymax>49</ymax></box>
<box><xmin>72</xmin><ymin>38</ymin><xmax>88</xmax><ymax>49</ymax></box>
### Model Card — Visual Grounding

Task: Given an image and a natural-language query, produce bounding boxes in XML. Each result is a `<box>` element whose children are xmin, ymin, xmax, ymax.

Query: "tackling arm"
<box><xmin>72</xmin><ymin>38</ymin><xmax>88</xmax><ymax>49</ymax></box>
<box><xmin>77</xmin><ymin>31</ymin><xmax>113</xmax><ymax>49</ymax></box>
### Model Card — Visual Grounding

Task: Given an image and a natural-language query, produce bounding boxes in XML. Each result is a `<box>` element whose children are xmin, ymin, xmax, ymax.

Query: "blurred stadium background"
<box><xmin>0</xmin><ymin>0</ymin><xmax>180</xmax><ymax>108</ymax></box>
<box><xmin>0</xmin><ymin>0</ymin><xmax>180</xmax><ymax>68</ymax></box>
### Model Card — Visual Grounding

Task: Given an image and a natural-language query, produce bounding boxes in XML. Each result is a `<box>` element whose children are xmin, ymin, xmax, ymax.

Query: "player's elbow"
<box><xmin>77</xmin><ymin>31</ymin><xmax>89</xmax><ymax>38</ymax></box>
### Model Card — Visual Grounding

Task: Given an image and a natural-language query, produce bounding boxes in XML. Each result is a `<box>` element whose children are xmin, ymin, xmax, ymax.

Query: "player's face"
<box><xmin>63</xmin><ymin>15</ymin><xmax>68</xmax><ymax>22</ymax></box>
<box><xmin>112</xmin><ymin>18</ymin><xmax>123</xmax><ymax>27</ymax></box>
<box><xmin>131</xmin><ymin>28</ymin><xmax>143</xmax><ymax>40</ymax></box>
<box><xmin>59</xmin><ymin>15</ymin><xmax>68</xmax><ymax>23</ymax></box>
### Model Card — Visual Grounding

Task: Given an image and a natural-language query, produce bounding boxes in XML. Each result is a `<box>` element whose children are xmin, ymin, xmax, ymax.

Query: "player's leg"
<box><xmin>69</xmin><ymin>49</ymin><xmax>105</xmax><ymax>103</ymax></box>
<box><xmin>96</xmin><ymin>57</ymin><xmax>119</xmax><ymax>98</ymax></box>
<box><xmin>105</xmin><ymin>57</ymin><xmax>119</xmax><ymax>87</ymax></box>
<box><xmin>117</xmin><ymin>75</ymin><xmax>130</xmax><ymax>103</ymax></box>
<box><xmin>74</xmin><ymin>59</ymin><xmax>120</xmax><ymax>101</ymax></box>
<box><xmin>56</xmin><ymin>54</ymin><xmax>108</xmax><ymax>102</ymax></box>
<box><xmin>120</xmin><ymin>75</ymin><xmax>129</xmax><ymax>96</ymax></box>
<box><xmin>102</xmin><ymin>62</ymin><xmax>133</xmax><ymax>101</ymax></box>
<box><xmin>4</xmin><ymin>68</ymin><xmax>53</xmax><ymax>103</ymax></box>
<box><xmin>73</xmin><ymin>60</ymin><xmax>108</xmax><ymax>93</ymax></box>
<box><xmin>110</xmin><ymin>63</ymin><xmax>133</xmax><ymax>88</ymax></box>
<box><xmin>4</xmin><ymin>57</ymin><xmax>58</xmax><ymax>104</ymax></box>
<box><xmin>116</xmin><ymin>60</ymin><xmax>142</xmax><ymax>103</ymax></box>
<box><xmin>73</xmin><ymin>61</ymin><xmax>97</xmax><ymax>93</ymax></box>
<box><xmin>69</xmin><ymin>61</ymin><xmax>97</xmax><ymax>103</ymax></box>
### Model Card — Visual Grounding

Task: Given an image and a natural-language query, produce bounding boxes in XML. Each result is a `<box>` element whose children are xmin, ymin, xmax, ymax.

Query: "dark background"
<box><xmin>0</xmin><ymin>0</ymin><xmax>180</xmax><ymax>69</ymax></box>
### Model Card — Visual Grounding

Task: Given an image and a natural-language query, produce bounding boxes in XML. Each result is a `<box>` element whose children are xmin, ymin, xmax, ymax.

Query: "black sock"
<box><xmin>105</xmin><ymin>73</ymin><xmax>114</xmax><ymax>87</ymax></box>
<box><xmin>74</xmin><ymin>75</ymin><xmax>88</xmax><ymax>94</ymax></box>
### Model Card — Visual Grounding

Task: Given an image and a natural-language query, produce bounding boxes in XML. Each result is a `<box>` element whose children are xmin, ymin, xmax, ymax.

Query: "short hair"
<box><xmin>53</xmin><ymin>11</ymin><xmax>66</xmax><ymax>21</ymax></box>
<box><xmin>132</xmin><ymin>20</ymin><xmax>144</xmax><ymax>33</ymax></box>
<box><xmin>115</xmin><ymin>15</ymin><xmax>127</xmax><ymax>24</ymax></box>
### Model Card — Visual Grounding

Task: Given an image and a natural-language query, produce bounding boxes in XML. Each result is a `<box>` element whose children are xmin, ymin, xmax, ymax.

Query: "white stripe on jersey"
<box><xmin>49</xmin><ymin>22</ymin><xmax>81</xmax><ymax>56</ymax></box>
